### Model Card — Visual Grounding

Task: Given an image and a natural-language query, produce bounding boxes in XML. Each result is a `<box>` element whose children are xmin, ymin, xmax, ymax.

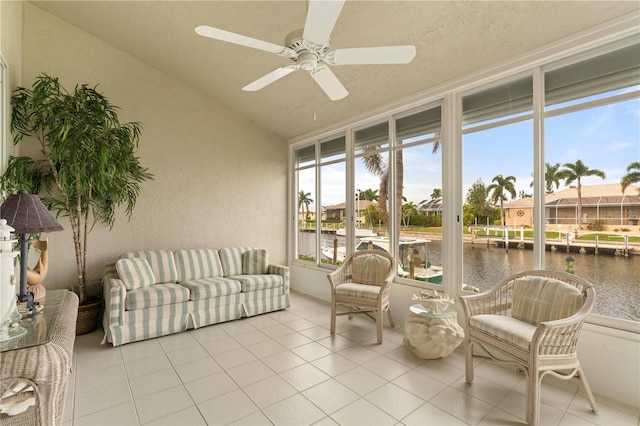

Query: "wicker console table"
<box><xmin>0</xmin><ymin>290</ymin><xmax>79</xmax><ymax>426</ymax></box>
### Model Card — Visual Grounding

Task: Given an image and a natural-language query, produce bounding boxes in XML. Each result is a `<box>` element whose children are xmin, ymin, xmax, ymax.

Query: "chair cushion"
<box><xmin>180</xmin><ymin>277</ymin><xmax>242</xmax><ymax>300</ymax></box>
<box><xmin>242</xmin><ymin>249</ymin><xmax>268</xmax><ymax>275</ymax></box>
<box><xmin>511</xmin><ymin>276</ymin><xmax>585</xmax><ymax>325</ymax></box>
<box><xmin>125</xmin><ymin>283</ymin><xmax>190</xmax><ymax>310</ymax></box>
<box><xmin>469</xmin><ymin>314</ymin><xmax>537</xmax><ymax>350</ymax></box>
<box><xmin>219</xmin><ymin>247</ymin><xmax>252</xmax><ymax>277</ymax></box>
<box><xmin>231</xmin><ymin>274</ymin><xmax>283</xmax><ymax>292</ymax></box>
<box><xmin>174</xmin><ymin>249</ymin><xmax>224</xmax><ymax>281</ymax></box>
<box><xmin>116</xmin><ymin>258</ymin><xmax>155</xmax><ymax>290</ymax></box>
<box><xmin>122</xmin><ymin>250</ymin><xmax>178</xmax><ymax>284</ymax></box>
<box><xmin>335</xmin><ymin>283</ymin><xmax>381</xmax><ymax>300</ymax></box>
<box><xmin>351</xmin><ymin>253</ymin><xmax>390</xmax><ymax>285</ymax></box>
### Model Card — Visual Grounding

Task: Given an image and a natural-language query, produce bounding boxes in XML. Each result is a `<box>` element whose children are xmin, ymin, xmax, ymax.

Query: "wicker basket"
<box><xmin>75</xmin><ymin>297</ymin><xmax>103</xmax><ymax>335</ymax></box>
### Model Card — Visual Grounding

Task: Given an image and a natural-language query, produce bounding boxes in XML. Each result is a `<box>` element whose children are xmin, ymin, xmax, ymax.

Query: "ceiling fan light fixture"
<box><xmin>195</xmin><ymin>0</ymin><xmax>416</xmax><ymax>101</ymax></box>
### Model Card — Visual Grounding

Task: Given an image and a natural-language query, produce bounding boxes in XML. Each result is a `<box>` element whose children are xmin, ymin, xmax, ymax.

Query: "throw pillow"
<box><xmin>242</xmin><ymin>249</ymin><xmax>269</xmax><ymax>275</ymax></box>
<box><xmin>351</xmin><ymin>253</ymin><xmax>390</xmax><ymax>286</ymax></box>
<box><xmin>116</xmin><ymin>258</ymin><xmax>156</xmax><ymax>290</ymax></box>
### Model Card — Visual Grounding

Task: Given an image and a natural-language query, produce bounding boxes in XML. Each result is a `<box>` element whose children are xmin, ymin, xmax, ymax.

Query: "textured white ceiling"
<box><xmin>32</xmin><ymin>1</ymin><xmax>640</xmax><ymax>140</ymax></box>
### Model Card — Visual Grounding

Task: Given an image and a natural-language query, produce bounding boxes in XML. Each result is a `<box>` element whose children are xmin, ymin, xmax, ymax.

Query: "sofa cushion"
<box><xmin>174</xmin><ymin>249</ymin><xmax>224</xmax><ymax>282</ymax></box>
<box><xmin>230</xmin><ymin>274</ymin><xmax>283</xmax><ymax>292</ymax></box>
<box><xmin>351</xmin><ymin>253</ymin><xmax>390</xmax><ymax>286</ymax></box>
<box><xmin>511</xmin><ymin>276</ymin><xmax>585</xmax><ymax>325</ymax></box>
<box><xmin>242</xmin><ymin>249</ymin><xmax>268</xmax><ymax>275</ymax></box>
<box><xmin>180</xmin><ymin>277</ymin><xmax>242</xmax><ymax>300</ymax></box>
<box><xmin>122</xmin><ymin>250</ymin><xmax>178</xmax><ymax>284</ymax></box>
<box><xmin>125</xmin><ymin>283</ymin><xmax>190</xmax><ymax>310</ymax></box>
<box><xmin>116</xmin><ymin>258</ymin><xmax>155</xmax><ymax>290</ymax></box>
<box><xmin>219</xmin><ymin>247</ymin><xmax>252</xmax><ymax>277</ymax></box>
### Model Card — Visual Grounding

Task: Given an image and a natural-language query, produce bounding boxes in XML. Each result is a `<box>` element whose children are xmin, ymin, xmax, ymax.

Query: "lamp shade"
<box><xmin>0</xmin><ymin>189</ymin><xmax>63</xmax><ymax>233</ymax></box>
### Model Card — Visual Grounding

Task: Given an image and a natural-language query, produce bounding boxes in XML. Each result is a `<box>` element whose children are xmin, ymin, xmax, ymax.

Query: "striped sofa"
<box><xmin>101</xmin><ymin>247</ymin><xmax>289</xmax><ymax>346</ymax></box>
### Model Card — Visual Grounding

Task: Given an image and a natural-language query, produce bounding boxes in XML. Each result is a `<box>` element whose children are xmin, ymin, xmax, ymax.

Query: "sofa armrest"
<box><xmin>102</xmin><ymin>263</ymin><xmax>127</xmax><ymax>329</ymax></box>
<box><xmin>268</xmin><ymin>264</ymin><xmax>290</xmax><ymax>294</ymax></box>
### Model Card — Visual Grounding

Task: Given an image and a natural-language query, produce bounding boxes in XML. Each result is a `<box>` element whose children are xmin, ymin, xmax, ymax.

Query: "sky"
<box><xmin>300</xmin><ymin>93</ymin><xmax>640</xmax><ymax>209</ymax></box>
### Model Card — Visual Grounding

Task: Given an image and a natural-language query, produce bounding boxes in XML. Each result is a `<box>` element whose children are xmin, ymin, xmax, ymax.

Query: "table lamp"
<box><xmin>0</xmin><ymin>190</ymin><xmax>63</xmax><ymax>316</ymax></box>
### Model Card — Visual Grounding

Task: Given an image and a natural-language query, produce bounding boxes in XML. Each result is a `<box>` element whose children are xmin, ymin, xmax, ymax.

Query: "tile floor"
<box><xmin>64</xmin><ymin>292</ymin><xmax>639</xmax><ymax>425</ymax></box>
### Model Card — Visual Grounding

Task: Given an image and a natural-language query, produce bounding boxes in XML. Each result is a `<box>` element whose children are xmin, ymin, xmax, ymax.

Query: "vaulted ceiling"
<box><xmin>32</xmin><ymin>1</ymin><xmax>640</xmax><ymax>140</ymax></box>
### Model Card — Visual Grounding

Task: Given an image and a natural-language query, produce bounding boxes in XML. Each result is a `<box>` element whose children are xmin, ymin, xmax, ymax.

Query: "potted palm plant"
<box><xmin>1</xmin><ymin>73</ymin><xmax>153</xmax><ymax>334</ymax></box>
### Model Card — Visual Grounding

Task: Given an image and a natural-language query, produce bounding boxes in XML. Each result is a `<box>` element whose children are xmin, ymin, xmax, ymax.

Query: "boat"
<box><xmin>322</xmin><ymin>236</ymin><xmax>443</xmax><ymax>284</ymax></box>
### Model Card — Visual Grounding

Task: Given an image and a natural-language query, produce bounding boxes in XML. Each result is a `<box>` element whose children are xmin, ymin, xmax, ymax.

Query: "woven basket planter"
<box><xmin>76</xmin><ymin>297</ymin><xmax>103</xmax><ymax>335</ymax></box>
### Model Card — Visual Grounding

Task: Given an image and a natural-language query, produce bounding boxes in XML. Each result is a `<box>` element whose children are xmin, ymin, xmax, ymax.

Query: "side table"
<box><xmin>403</xmin><ymin>304</ymin><xmax>464</xmax><ymax>359</ymax></box>
<box><xmin>0</xmin><ymin>290</ymin><xmax>79</xmax><ymax>426</ymax></box>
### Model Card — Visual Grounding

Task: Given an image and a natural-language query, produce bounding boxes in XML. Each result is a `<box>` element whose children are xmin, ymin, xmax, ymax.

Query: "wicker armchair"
<box><xmin>460</xmin><ymin>270</ymin><xmax>598</xmax><ymax>425</ymax></box>
<box><xmin>327</xmin><ymin>249</ymin><xmax>396</xmax><ymax>343</ymax></box>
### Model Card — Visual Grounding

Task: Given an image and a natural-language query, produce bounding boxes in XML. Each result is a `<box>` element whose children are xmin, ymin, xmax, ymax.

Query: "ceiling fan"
<box><xmin>195</xmin><ymin>0</ymin><xmax>416</xmax><ymax>101</ymax></box>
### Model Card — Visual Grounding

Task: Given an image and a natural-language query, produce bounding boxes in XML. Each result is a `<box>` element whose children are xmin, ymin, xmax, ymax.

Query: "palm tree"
<box><xmin>431</xmin><ymin>188</ymin><xmax>442</xmax><ymax>200</ymax></box>
<box><xmin>361</xmin><ymin>188</ymin><xmax>379</xmax><ymax>202</ymax></box>
<box><xmin>621</xmin><ymin>162</ymin><xmax>640</xmax><ymax>195</ymax></box>
<box><xmin>557</xmin><ymin>159</ymin><xmax>606</xmax><ymax>230</ymax></box>
<box><xmin>487</xmin><ymin>174</ymin><xmax>517</xmax><ymax>226</ymax></box>
<box><xmin>361</xmin><ymin>150</ymin><xmax>389</xmax><ymax>227</ymax></box>
<box><xmin>298</xmin><ymin>191</ymin><xmax>313</xmax><ymax>222</ymax></box>
<box><xmin>402</xmin><ymin>201</ymin><xmax>418</xmax><ymax>227</ymax></box>
<box><xmin>529</xmin><ymin>162</ymin><xmax>562</xmax><ymax>194</ymax></box>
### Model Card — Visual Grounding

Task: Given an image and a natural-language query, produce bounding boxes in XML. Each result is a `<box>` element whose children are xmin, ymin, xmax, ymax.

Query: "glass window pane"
<box><xmin>545</xmin><ymin>97</ymin><xmax>640</xmax><ymax>322</ymax></box>
<box><xmin>296</xmin><ymin>167</ymin><xmax>316</xmax><ymax>263</ymax></box>
<box><xmin>321</xmin><ymin>134</ymin><xmax>346</xmax><ymax>163</ymax></box>
<box><xmin>395</xmin><ymin>142</ymin><xmax>443</xmax><ymax>285</ymax></box>
<box><xmin>462</xmin><ymin>120</ymin><xmax>534</xmax><ymax>293</ymax></box>
<box><xmin>463</xmin><ymin>75</ymin><xmax>533</xmax><ymax>129</ymax></box>
<box><xmin>295</xmin><ymin>145</ymin><xmax>316</xmax><ymax>168</ymax></box>
<box><xmin>355</xmin><ymin>121</ymin><xmax>389</xmax><ymax>154</ymax></box>
<box><xmin>320</xmin><ymin>161</ymin><xmax>345</xmax><ymax>266</ymax></box>
<box><xmin>545</xmin><ymin>42</ymin><xmax>640</xmax><ymax>111</ymax></box>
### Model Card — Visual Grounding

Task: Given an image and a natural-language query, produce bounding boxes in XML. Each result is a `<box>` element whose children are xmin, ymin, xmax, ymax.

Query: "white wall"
<box><xmin>291</xmin><ymin>264</ymin><xmax>640</xmax><ymax>410</ymax></box>
<box><xmin>13</xmin><ymin>3</ymin><xmax>287</xmax><ymax>291</ymax></box>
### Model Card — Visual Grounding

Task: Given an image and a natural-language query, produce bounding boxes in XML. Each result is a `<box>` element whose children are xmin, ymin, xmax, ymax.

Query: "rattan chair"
<box><xmin>327</xmin><ymin>249</ymin><xmax>396</xmax><ymax>343</ymax></box>
<box><xmin>460</xmin><ymin>270</ymin><xmax>598</xmax><ymax>425</ymax></box>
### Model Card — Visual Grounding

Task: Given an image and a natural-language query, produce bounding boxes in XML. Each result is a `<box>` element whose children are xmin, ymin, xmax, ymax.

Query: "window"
<box><xmin>544</xmin><ymin>40</ymin><xmax>640</xmax><ymax>322</ymax></box>
<box><xmin>289</xmin><ymin>35</ymin><xmax>640</xmax><ymax>328</ymax></box>
<box><xmin>393</xmin><ymin>106</ymin><xmax>443</xmax><ymax>286</ymax></box>
<box><xmin>294</xmin><ymin>144</ymin><xmax>317</xmax><ymax>263</ymax></box>
<box><xmin>461</xmin><ymin>75</ymin><xmax>535</xmax><ymax>293</ymax></box>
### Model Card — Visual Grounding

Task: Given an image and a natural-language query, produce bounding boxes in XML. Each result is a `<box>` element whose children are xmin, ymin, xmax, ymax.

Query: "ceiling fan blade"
<box><xmin>303</xmin><ymin>0</ymin><xmax>345</xmax><ymax>48</ymax></box>
<box><xmin>328</xmin><ymin>46</ymin><xmax>417</xmax><ymax>65</ymax></box>
<box><xmin>310</xmin><ymin>66</ymin><xmax>348</xmax><ymax>101</ymax></box>
<box><xmin>242</xmin><ymin>65</ymin><xmax>299</xmax><ymax>91</ymax></box>
<box><xmin>195</xmin><ymin>25</ymin><xmax>293</xmax><ymax>56</ymax></box>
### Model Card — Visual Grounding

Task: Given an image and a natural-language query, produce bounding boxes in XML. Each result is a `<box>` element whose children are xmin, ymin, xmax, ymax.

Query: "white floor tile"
<box><xmin>173</xmin><ymin>356</ymin><xmax>222</xmax><ymax>383</ymax></box>
<box><xmin>262</xmin><ymin>349</ymin><xmax>308</xmax><ymax>373</ymax></box>
<box><xmin>262</xmin><ymin>394</ymin><xmax>326</xmax><ymax>426</ymax></box>
<box><xmin>429</xmin><ymin>386</ymin><xmax>495</xmax><ymax>425</ymax></box>
<box><xmin>145</xmin><ymin>405</ymin><xmax>206</xmax><ymax>425</ymax></box>
<box><xmin>242</xmin><ymin>375</ymin><xmax>298</xmax><ymax>408</ymax></box>
<box><xmin>280</xmin><ymin>363</ymin><xmax>331</xmax><ymax>391</ymax></box>
<box><xmin>331</xmin><ymin>398</ymin><xmax>397</xmax><ymax>425</ymax></box>
<box><xmin>184</xmin><ymin>370</ymin><xmax>238</xmax><ymax>404</ymax></box>
<box><xmin>197</xmin><ymin>388</ymin><xmax>259</xmax><ymax>425</ymax></box>
<box><xmin>129</xmin><ymin>368</ymin><xmax>181</xmax><ymax>399</ymax></box>
<box><xmin>134</xmin><ymin>385</ymin><xmax>194</xmax><ymax>424</ymax></box>
<box><xmin>73</xmin><ymin>401</ymin><xmax>139</xmax><ymax>426</ymax></box>
<box><xmin>312</xmin><ymin>353</ymin><xmax>358</xmax><ymax>376</ymax></box>
<box><xmin>365</xmin><ymin>382</ymin><xmax>426</xmax><ymax>420</ymax></box>
<box><xmin>225</xmin><ymin>359</ymin><xmax>276</xmax><ymax>387</ymax></box>
<box><xmin>302</xmin><ymin>378</ymin><xmax>360</xmax><ymax>414</ymax></box>
<box><xmin>74</xmin><ymin>380</ymin><xmax>131</xmax><ymax>419</ymax></box>
<box><xmin>402</xmin><ymin>402</ymin><xmax>469</xmax><ymax>425</ymax></box>
<box><xmin>335</xmin><ymin>366</ymin><xmax>387</xmax><ymax>396</ymax></box>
